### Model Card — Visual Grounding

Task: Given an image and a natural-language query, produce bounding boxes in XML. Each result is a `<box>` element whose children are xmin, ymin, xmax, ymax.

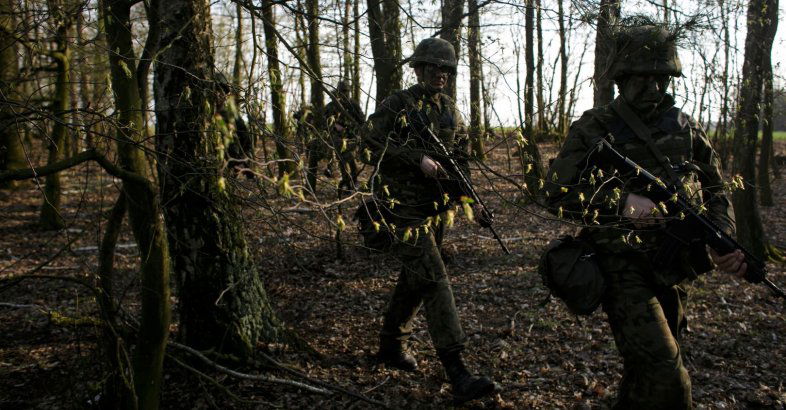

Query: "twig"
<box><xmin>169</xmin><ymin>342</ymin><xmax>332</xmax><ymax>395</ymax></box>
<box><xmin>169</xmin><ymin>355</ymin><xmax>269</xmax><ymax>406</ymax></box>
<box><xmin>363</xmin><ymin>376</ymin><xmax>390</xmax><ymax>394</ymax></box>
<box><xmin>255</xmin><ymin>350</ymin><xmax>389</xmax><ymax>408</ymax></box>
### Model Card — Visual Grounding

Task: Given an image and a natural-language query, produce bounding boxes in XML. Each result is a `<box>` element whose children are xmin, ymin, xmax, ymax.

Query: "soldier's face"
<box><xmin>415</xmin><ymin>64</ymin><xmax>451</xmax><ymax>91</ymax></box>
<box><xmin>620</xmin><ymin>74</ymin><xmax>671</xmax><ymax>115</ymax></box>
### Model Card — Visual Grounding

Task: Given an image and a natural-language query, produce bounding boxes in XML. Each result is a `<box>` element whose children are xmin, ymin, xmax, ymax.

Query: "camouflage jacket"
<box><xmin>361</xmin><ymin>83</ymin><xmax>471</xmax><ymax>228</ymax></box>
<box><xmin>545</xmin><ymin>96</ymin><xmax>735</xmax><ymax>260</ymax></box>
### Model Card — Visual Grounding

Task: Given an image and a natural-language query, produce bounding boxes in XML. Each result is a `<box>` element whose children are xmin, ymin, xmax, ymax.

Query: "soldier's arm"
<box><xmin>360</xmin><ymin>95</ymin><xmax>421</xmax><ymax>168</ymax></box>
<box><xmin>691</xmin><ymin>121</ymin><xmax>735</xmax><ymax>235</ymax></box>
<box><xmin>545</xmin><ymin>114</ymin><xmax>627</xmax><ymax>224</ymax></box>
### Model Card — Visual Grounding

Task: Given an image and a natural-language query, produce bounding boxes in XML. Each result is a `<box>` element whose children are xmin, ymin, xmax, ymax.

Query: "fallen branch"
<box><xmin>169</xmin><ymin>342</ymin><xmax>332</xmax><ymax>395</ymax></box>
<box><xmin>255</xmin><ymin>350</ymin><xmax>389</xmax><ymax>408</ymax></box>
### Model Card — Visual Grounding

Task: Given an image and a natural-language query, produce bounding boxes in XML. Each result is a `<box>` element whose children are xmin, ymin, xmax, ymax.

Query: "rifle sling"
<box><xmin>611</xmin><ymin>99</ymin><xmax>683</xmax><ymax>188</ymax></box>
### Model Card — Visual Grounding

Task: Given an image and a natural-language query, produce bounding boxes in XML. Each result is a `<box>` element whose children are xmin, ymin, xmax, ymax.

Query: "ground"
<box><xmin>0</xmin><ymin>140</ymin><xmax>784</xmax><ymax>409</ymax></box>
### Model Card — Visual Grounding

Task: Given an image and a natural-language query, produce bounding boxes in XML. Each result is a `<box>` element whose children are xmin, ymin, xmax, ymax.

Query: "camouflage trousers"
<box><xmin>380</xmin><ymin>223</ymin><xmax>466</xmax><ymax>352</ymax></box>
<box><xmin>306</xmin><ymin>135</ymin><xmax>358</xmax><ymax>193</ymax></box>
<box><xmin>599</xmin><ymin>252</ymin><xmax>692</xmax><ymax>410</ymax></box>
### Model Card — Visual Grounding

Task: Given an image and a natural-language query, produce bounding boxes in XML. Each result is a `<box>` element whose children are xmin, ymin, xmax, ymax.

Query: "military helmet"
<box><xmin>405</xmin><ymin>38</ymin><xmax>457</xmax><ymax>74</ymax></box>
<box><xmin>610</xmin><ymin>24</ymin><xmax>682</xmax><ymax>80</ymax></box>
<box><xmin>337</xmin><ymin>80</ymin><xmax>350</xmax><ymax>94</ymax></box>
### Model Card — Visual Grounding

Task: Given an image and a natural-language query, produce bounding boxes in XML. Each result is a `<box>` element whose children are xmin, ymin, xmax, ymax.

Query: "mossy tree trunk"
<box><xmin>39</xmin><ymin>0</ymin><xmax>72</xmax><ymax>230</ymax></box>
<box><xmin>0</xmin><ymin>0</ymin><xmax>25</xmax><ymax>190</ymax></box>
<box><xmin>102</xmin><ymin>0</ymin><xmax>171</xmax><ymax>408</ymax></box>
<box><xmin>155</xmin><ymin>0</ymin><xmax>285</xmax><ymax>360</ymax></box>
<box><xmin>261</xmin><ymin>0</ymin><xmax>295</xmax><ymax>177</ymax></box>
<box><xmin>731</xmin><ymin>0</ymin><xmax>778</xmax><ymax>260</ymax></box>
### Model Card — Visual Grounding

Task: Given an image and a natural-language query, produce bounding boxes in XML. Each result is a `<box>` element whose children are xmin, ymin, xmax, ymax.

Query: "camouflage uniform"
<box><xmin>361</xmin><ymin>82</ymin><xmax>471</xmax><ymax>353</ymax></box>
<box><xmin>545</xmin><ymin>23</ymin><xmax>735</xmax><ymax>410</ymax></box>
<box><xmin>306</xmin><ymin>85</ymin><xmax>365</xmax><ymax>192</ymax></box>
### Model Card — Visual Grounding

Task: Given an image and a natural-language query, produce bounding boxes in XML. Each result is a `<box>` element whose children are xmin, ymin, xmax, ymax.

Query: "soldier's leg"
<box><xmin>305</xmin><ymin>140</ymin><xmax>322</xmax><ymax>191</ymax></box>
<box><xmin>381</xmin><ymin>230</ymin><xmax>465</xmax><ymax>351</ymax></box>
<box><xmin>601</xmin><ymin>255</ymin><xmax>692</xmax><ymax>410</ymax></box>
<box><xmin>657</xmin><ymin>284</ymin><xmax>689</xmax><ymax>341</ymax></box>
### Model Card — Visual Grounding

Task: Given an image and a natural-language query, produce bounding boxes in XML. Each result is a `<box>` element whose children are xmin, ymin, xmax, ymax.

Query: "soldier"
<box><xmin>545</xmin><ymin>18</ymin><xmax>747</xmax><ymax>409</ymax></box>
<box><xmin>358</xmin><ymin>37</ymin><xmax>498</xmax><ymax>404</ymax></box>
<box><xmin>214</xmin><ymin>72</ymin><xmax>254</xmax><ymax>177</ymax></box>
<box><xmin>306</xmin><ymin>81</ymin><xmax>365</xmax><ymax>193</ymax></box>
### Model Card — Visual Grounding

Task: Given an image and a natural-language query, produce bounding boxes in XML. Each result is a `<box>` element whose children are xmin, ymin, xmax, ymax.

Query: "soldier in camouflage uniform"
<box><xmin>305</xmin><ymin>82</ymin><xmax>365</xmax><ymax>193</ymax></box>
<box><xmin>545</xmin><ymin>19</ymin><xmax>747</xmax><ymax>409</ymax></box>
<box><xmin>358</xmin><ymin>37</ymin><xmax>497</xmax><ymax>404</ymax></box>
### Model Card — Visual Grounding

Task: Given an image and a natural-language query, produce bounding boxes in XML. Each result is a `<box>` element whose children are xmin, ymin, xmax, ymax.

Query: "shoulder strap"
<box><xmin>611</xmin><ymin>100</ymin><xmax>682</xmax><ymax>186</ymax></box>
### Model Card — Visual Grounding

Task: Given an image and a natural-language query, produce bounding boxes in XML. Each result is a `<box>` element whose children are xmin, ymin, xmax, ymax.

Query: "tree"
<box><xmin>556</xmin><ymin>0</ymin><xmax>568</xmax><ymax>136</ymax></box>
<box><xmin>467</xmin><ymin>0</ymin><xmax>484</xmax><ymax>159</ymax></box>
<box><xmin>440</xmin><ymin>0</ymin><xmax>464</xmax><ymax>100</ymax></box>
<box><xmin>261</xmin><ymin>0</ymin><xmax>296</xmax><ymax>177</ymax></box>
<box><xmin>593</xmin><ymin>0</ymin><xmax>620</xmax><ymax>107</ymax></box>
<box><xmin>102</xmin><ymin>0</ymin><xmax>171</xmax><ymax>407</ymax></box>
<box><xmin>367</xmin><ymin>0</ymin><xmax>402</xmax><ymax>103</ymax></box>
<box><xmin>524</xmin><ymin>0</ymin><xmax>534</xmax><ymax>135</ymax></box>
<box><xmin>758</xmin><ymin>50</ymin><xmax>774</xmax><ymax>206</ymax></box>
<box><xmin>0</xmin><ymin>0</ymin><xmax>24</xmax><ymax>190</ymax></box>
<box><xmin>39</xmin><ymin>0</ymin><xmax>74</xmax><ymax>230</ymax></box>
<box><xmin>155</xmin><ymin>0</ymin><xmax>286</xmax><ymax>362</ymax></box>
<box><xmin>731</xmin><ymin>0</ymin><xmax>778</xmax><ymax>259</ymax></box>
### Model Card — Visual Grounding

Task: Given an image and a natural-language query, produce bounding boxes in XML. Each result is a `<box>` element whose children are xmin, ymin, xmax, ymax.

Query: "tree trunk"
<box><xmin>233</xmin><ymin>3</ymin><xmax>243</xmax><ymax>89</ymax></box>
<box><xmin>524</xmin><ymin>0</ymin><xmax>534</xmax><ymax>135</ymax></box>
<box><xmin>467</xmin><ymin>0</ymin><xmax>483</xmax><ymax>159</ymax></box>
<box><xmin>342</xmin><ymin>0</ymin><xmax>351</xmax><ymax>82</ymax></box>
<box><xmin>102</xmin><ymin>0</ymin><xmax>172</xmax><ymax>407</ymax></box>
<box><xmin>39</xmin><ymin>1</ymin><xmax>71</xmax><ymax>230</ymax></box>
<box><xmin>440</xmin><ymin>0</ymin><xmax>464</xmax><ymax>101</ymax></box>
<box><xmin>155</xmin><ymin>0</ymin><xmax>285</xmax><ymax>362</ymax></box>
<box><xmin>758</xmin><ymin>51</ymin><xmax>774</xmax><ymax>206</ymax></box>
<box><xmin>294</xmin><ymin>0</ymin><xmax>307</xmax><ymax>108</ymax></box>
<box><xmin>367</xmin><ymin>0</ymin><xmax>402</xmax><ymax>103</ymax></box>
<box><xmin>556</xmin><ymin>0</ymin><xmax>568</xmax><ymax>136</ymax></box>
<box><xmin>261</xmin><ymin>0</ymin><xmax>296</xmax><ymax>176</ymax></box>
<box><xmin>352</xmin><ymin>0</ymin><xmax>361</xmax><ymax>102</ymax></box>
<box><xmin>535</xmin><ymin>0</ymin><xmax>545</xmax><ymax>132</ymax></box>
<box><xmin>0</xmin><ymin>0</ymin><xmax>25</xmax><ymax>190</ymax></box>
<box><xmin>731</xmin><ymin>0</ymin><xmax>778</xmax><ymax>260</ymax></box>
<box><xmin>593</xmin><ymin>0</ymin><xmax>620</xmax><ymax>107</ymax></box>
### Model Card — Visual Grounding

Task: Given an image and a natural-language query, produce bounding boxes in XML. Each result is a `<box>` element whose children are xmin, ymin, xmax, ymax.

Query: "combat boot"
<box><xmin>438</xmin><ymin>349</ymin><xmax>498</xmax><ymax>404</ymax></box>
<box><xmin>377</xmin><ymin>338</ymin><xmax>418</xmax><ymax>372</ymax></box>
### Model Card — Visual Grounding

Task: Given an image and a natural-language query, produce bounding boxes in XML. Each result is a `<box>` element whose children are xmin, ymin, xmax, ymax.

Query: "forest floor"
<box><xmin>0</xmin><ymin>139</ymin><xmax>785</xmax><ymax>409</ymax></box>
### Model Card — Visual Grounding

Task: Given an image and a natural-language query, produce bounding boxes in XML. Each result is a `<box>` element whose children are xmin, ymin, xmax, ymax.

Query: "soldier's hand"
<box><xmin>420</xmin><ymin>155</ymin><xmax>446</xmax><ymax>178</ymax></box>
<box><xmin>623</xmin><ymin>193</ymin><xmax>663</xmax><ymax>228</ymax></box>
<box><xmin>710</xmin><ymin>248</ymin><xmax>747</xmax><ymax>279</ymax></box>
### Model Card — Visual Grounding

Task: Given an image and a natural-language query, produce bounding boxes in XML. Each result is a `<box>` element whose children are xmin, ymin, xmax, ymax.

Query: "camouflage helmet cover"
<box><xmin>405</xmin><ymin>38</ymin><xmax>458</xmax><ymax>74</ymax></box>
<box><xmin>610</xmin><ymin>24</ymin><xmax>682</xmax><ymax>80</ymax></box>
<box><xmin>337</xmin><ymin>80</ymin><xmax>350</xmax><ymax>94</ymax></box>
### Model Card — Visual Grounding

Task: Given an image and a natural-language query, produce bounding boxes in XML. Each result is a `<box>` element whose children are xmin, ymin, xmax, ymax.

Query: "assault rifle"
<box><xmin>406</xmin><ymin>110</ymin><xmax>511</xmax><ymax>255</ymax></box>
<box><xmin>596</xmin><ymin>138</ymin><xmax>786</xmax><ymax>299</ymax></box>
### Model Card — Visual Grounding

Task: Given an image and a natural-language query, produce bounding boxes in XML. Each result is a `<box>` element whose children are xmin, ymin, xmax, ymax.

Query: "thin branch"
<box><xmin>169</xmin><ymin>342</ymin><xmax>332</xmax><ymax>395</ymax></box>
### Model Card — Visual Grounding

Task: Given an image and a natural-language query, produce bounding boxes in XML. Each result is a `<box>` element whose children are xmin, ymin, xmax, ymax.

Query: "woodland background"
<box><xmin>0</xmin><ymin>0</ymin><xmax>784</xmax><ymax>408</ymax></box>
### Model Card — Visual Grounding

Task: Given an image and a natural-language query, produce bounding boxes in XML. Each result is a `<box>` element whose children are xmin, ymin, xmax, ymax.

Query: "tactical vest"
<box><xmin>585</xmin><ymin>106</ymin><xmax>704</xmax><ymax>256</ymax></box>
<box><xmin>373</xmin><ymin>86</ymin><xmax>465</xmax><ymax>225</ymax></box>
